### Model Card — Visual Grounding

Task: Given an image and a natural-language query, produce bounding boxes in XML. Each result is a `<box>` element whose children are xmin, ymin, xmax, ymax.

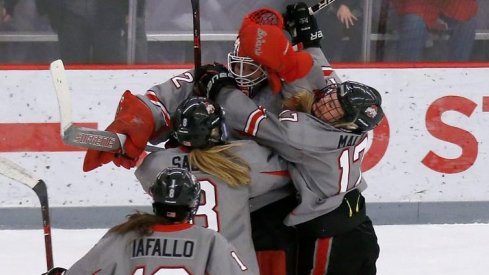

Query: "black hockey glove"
<box><xmin>193</xmin><ymin>63</ymin><xmax>238</xmax><ymax>101</ymax></box>
<box><xmin>41</xmin><ymin>267</ymin><xmax>67</xmax><ymax>275</ymax></box>
<box><xmin>284</xmin><ymin>2</ymin><xmax>323</xmax><ymax>48</ymax></box>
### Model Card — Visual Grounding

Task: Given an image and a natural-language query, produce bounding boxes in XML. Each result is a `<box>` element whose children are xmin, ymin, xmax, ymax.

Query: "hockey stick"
<box><xmin>191</xmin><ymin>0</ymin><xmax>201</xmax><ymax>68</ymax></box>
<box><xmin>0</xmin><ymin>157</ymin><xmax>53</xmax><ymax>271</ymax></box>
<box><xmin>50</xmin><ymin>60</ymin><xmax>127</xmax><ymax>153</ymax></box>
<box><xmin>309</xmin><ymin>0</ymin><xmax>336</xmax><ymax>15</ymax></box>
<box><xmin>50</xmin><ymin>60</ymin><xmax>163</xmax><ymax>153</ymax></box>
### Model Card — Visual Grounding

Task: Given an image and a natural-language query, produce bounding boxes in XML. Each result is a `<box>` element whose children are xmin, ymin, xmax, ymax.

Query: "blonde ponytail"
<box><xmin>189</xmin><ymin>143</ymin><xmax>250</xmax><ymax>187</ymax></box>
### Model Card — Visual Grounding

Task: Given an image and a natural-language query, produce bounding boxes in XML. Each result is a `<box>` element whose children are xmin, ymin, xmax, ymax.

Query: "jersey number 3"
<box><xmin>192</xmin><ymin>179</ymin><xmax>220</xmax><ymax>231</ymax></box>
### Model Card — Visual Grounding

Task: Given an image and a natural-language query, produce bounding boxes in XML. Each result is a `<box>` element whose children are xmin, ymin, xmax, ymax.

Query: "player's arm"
<box><xmin>284</xmin><ymin>2</ymin><xmax>341</xmax><ymax>89</ymax></box>
<box><xmin>144</xmin><ymin>68</ymin><xmax>198</xmax><ymax>144</ymax></box>
<box><xmin>83</xmin><ymin>69</ymin><xmax>196</xmax><ymax>172</ymax></box>
<box><xmin>194</xmin><ymin>63</ymin><xmax>304</xmax><ymax>161</ymax></box>
<box><xmin>64</xmin><ymin>233</ymin><xmax>118</xmax><ymax>274</ymax></box>
<box><xmin>238</xmin><ymin>141</ymin><xmax>290</xmax><ymax>198</ymax></box>
<box><xmin>206</xmin><ymin>233</ymin><xmax>255</xmax><ymax>274</ymax></box>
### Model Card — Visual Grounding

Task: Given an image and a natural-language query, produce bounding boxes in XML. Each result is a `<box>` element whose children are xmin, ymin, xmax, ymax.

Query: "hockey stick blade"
<box><xmin>0</xmin><ymin>157</ymin><xmax>39</xmax><ymax>188</ymax></box>
<box><xmin>49</xmin><ymin>59</ymin><xmax>163</xmax><ymax>153</ymax></box>
<box><xmin>63</xmin><ymin>124</ymin><xmax>126</xmax><ymax>152</ymax></box>
<box><xmin>0</xmin><ymin>157</ymin><xmax>54</xmax><ymax>271</ymax></box>
<box><xmin>309</xmin><ymin>0</ymin><xmax>336</xmax><ymax>15</ymax></box>
<box><xmin>50</xmin><ymin>59</ymin><xmax>126</xmax><ymax>153</ymax></box>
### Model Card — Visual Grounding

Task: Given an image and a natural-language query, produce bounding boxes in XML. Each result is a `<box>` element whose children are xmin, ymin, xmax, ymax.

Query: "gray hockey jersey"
<box><xmin>134</xmin><ymin>140</ymin><xmax>290</xmax><ymax>274</ymax></box>
<box><xmin>215</xmin><ymin>88</ymin><xmax>368</xmax><ymax>226</ymax></box>
<box><xmin>65</xmin><ymin>223</ymin><xmax>254</xmax><ymax>275</ymax></box>
<box><xmin>141</xmin><ymin>47</ymin><xmax>337</xmax><ymax>143</ymax></box>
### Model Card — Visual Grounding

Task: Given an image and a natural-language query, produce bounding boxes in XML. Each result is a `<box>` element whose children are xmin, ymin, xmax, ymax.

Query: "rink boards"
<box><xmin>1</xmin><ymin>66</ymin><xmax>489</xmax><ymax>227</ymax></box>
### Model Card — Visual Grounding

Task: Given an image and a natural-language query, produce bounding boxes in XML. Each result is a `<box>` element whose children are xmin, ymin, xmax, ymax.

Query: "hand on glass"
<box><xmin>336</xmin><ymin>4</ymin><xmax>357</xmax><ymax>29</ymax></box>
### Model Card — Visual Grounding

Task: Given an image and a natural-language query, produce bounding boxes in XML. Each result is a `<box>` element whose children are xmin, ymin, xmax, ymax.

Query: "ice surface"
<box><xmin>1</xmin><ymin>224</ymin><xmax>489</xmax><ymax>274</ymax></box>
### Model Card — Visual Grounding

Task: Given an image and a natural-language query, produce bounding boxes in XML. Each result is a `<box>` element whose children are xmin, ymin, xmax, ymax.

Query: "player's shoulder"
<box><xmin>190</xmin><ymin>223</ymin><xmax>225</xmax><ymax>239</ymax></box>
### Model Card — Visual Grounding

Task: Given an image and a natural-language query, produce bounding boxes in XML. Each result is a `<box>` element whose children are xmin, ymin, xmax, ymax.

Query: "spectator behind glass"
<box><xmin>316</xmin><ymin>0</ymin><xmax>364</xmax><ymax>62</ymax></box>
<box><xmin>36</xmin><ymin>0</ymin><xmax>147</xmax><ymax>64</ymax></box>
<box><xmin>1</xmin><ymin>0</ymin><xmax>17</xmax><ymax>23</ymax></box>
<box><xmin>0</xmin><ymin>0</ymin><xmax>56</xmax><ymax>64</ymax></box>
<box><xmin>391</xmin><ymin>0</ymin><xmax>478</xmax><ymax>61</ymax></box>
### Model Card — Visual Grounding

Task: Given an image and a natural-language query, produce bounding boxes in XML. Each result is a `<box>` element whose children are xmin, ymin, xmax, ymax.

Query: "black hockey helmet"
<box><xmin>172</xmin><ymin>96</ymin><xmax>228</xmax><ymax>149</ymax></box>
<box><xmin>150</xmin><ymin>167</ymin><xmax>201</xmax><ymax>222</ymax></box>
<box><xmin>337</xmin><ymin>81</ymin><xmax>384</xmax><ymax>133</ymax></box>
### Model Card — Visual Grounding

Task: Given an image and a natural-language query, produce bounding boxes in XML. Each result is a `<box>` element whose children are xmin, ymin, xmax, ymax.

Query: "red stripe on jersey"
<box><xmin>0</xmin><ymin>122</ymin><xmax>97</xmax><ymax>152</ymax></box>
<box><xmin>322</xmin><ymin>66</ymin><xmax>334</xmax><ymax>77</ymax></box>
<box><xmin>244</xmin><ymin>108</ymin><xmax>266</xmax><ymax>136</ymax></box>
<box><xmin>152</xmin><ymin>223</ymin><xmax>193</xmax><ymax>232</ymax></box>
<box><xmin>145</xmin><ymin>91</ymin><xmax>171</xmax><ymax>127</ymax></box>
<box><xmin>312</xmin><ymin>237</ymin><xmax>332</xmax><ymax>275</ymax></box>
<box><xmin>260</xmin><ymin>170</ymin><xmax>290</xmax><ymax>177</ymax></box>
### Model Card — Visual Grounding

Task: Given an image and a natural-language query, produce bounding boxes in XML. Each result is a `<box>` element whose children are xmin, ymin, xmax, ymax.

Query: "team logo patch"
<box><xmin>365</xmin><ymin>105</ymin><xmax>378</xmax><ymax>118</ymax></box>
<box><xmin>205</xmin><ymin>102</ymin><xmax>216</xmax><ymax>114</ymax></box>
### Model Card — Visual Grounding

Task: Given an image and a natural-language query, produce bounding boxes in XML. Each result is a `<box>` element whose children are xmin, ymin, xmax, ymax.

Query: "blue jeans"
<box><xmin>398</xmin><ymin>14</ymin><xmax>477</xmax><ymax>61</ymax></box>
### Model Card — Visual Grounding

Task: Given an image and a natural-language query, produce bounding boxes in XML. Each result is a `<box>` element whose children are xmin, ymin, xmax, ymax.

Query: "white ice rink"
<box><xmin>1</xmin><ymin>223</ymin><xmax>489</xmax><ymax>274</ymax></box>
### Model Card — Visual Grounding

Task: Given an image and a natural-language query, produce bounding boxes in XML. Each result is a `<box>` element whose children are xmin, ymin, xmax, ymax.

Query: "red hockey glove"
<box><xmin>238</xmin><ymin>19</ymin><xmax>313</xmax><ymax>93</ymax></box>
<box><xmin>83</xmin><ymin>90</ymin><xmax>155</xmax><ymax>172</ymax></box>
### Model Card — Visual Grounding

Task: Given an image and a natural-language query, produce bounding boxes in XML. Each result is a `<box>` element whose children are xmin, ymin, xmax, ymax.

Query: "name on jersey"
<box><xmin>338</xmin><ymin>135</ymin><xmax>359</xmax><ymax>149</ymax></box>
<box><xmin>172</xmin><ymin>155</ymin><xmax>199</xmax><ymax>171</ymax></box>
<box><xmin>131</xmin><ymin>237</ymin><xmax>195</xmax><ymax>258</ymax></box>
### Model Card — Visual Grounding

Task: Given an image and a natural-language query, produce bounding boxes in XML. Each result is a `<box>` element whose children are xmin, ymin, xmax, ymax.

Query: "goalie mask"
<box><xmin>172</xmin><ymin>97</ymin><xmax>228</xmax><ymax>149</ymax></box>
<box><xmin>313</xmin><ymin>81</ymin><xmax>384</xmax><ymax>133</ymax></box>
<box><xmin>227</xmin><ymin>38</ymin><xmax>268</xmax><ymax>97</ymax></box>
<box><xmin>150</xmin><ymin>167</ymin><xmax>201</xmax><ymax>222</ymax></box>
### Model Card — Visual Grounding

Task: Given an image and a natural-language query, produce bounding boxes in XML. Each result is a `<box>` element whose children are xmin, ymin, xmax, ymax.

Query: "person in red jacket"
<box><xmin>391</xmin><ymin>0</ymin><xmax>478</xmax><ymax>61</ymax></box>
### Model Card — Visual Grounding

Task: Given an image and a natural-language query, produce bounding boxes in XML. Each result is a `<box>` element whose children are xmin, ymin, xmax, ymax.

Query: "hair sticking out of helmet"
<box><xmin>313</xmin><ymin>81</ymin><xmax>384</xmax><ymax>133</ymax></box>
<box><xmin>172</xmin><ymin>97</ymin><xmax>228</xmax><ymax>148</ymax></box>
<box><xmin>150</xmin><ymin>167</ymin><xmax>201</xmax><ymax>222</ymax></box>
<box><xmin>227</xmin><ymin>38</ymin><xmax>268</xmax><ymax>97</ymax></box>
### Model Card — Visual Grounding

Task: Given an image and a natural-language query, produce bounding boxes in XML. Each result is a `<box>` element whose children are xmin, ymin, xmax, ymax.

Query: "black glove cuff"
<box><xmin>207</xmin><ymin>76</ymin><xmax>237</xmax><ymax>101</ymax></box>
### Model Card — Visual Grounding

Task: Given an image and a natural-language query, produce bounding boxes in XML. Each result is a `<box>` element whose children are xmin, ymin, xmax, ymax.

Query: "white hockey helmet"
<box><xmin>227</xmin><ymin>38</ymin><xmax>268</xmax><ymax>97</ymax></box>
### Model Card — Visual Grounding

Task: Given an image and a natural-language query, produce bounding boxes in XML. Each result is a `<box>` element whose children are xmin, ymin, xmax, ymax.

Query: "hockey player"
<box><xmin>81</xmin><ymin>4</ymin><xmax>337</xmax><ymax>172</ymax></box>
<box><xmin>195</xmin><ymin>60</ymin><xmax>383</xmax><ymax>274</ymax></box>
<box><xmin>46</xmin><ymin>167</ymin><xmax>253</xmax><ymax>275</ymax></box>
<box><xmin>134</xmin><ymin>97</ymin><xmax>292</xmax><ymax>275</ymax></box>
<box><xmin>79</xmin><ymin>4</ymin><xmax>334</xmax><ymax>275</ymax></box>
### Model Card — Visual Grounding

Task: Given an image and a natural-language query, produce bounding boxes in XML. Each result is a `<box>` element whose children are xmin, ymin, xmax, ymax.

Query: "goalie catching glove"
<box><xmin>194</xmin><ymin>63</ymin><xmax>238</xmax><ymax>101</ymax></box>
<box><xmin>238</xmin><ymin>7</ymin><xmax>313</xmax><ymax>93</ymax></box>
<box><xmin>83</xmin><ymin>90</ymin><xmax>155</xmax><ymax>172</ymax></box>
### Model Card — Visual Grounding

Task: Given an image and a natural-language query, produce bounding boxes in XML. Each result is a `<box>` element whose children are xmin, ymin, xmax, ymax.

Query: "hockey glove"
<box><xmin>83</xmin><ymin>90</ymin><xmax>155</xmax><ymax>172</ymax></box>
<box><xmin>238</xmin><ymin>19</ymin><xmax>313</xmax><ymax>93</ymax></box>
<box><xmin>284</xmin><ymin>2</ymin><xmax>323</xmax><ymax>48</ymax></box>
<box><xmin>42</xmin><ymin>267</ymin><xmax>67</xmax><ymax>275</ymax></box>
<box><xmin>194</xmin><ymin>63</ymin><xmax>238</xmax><ymax>101</ymax></box>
